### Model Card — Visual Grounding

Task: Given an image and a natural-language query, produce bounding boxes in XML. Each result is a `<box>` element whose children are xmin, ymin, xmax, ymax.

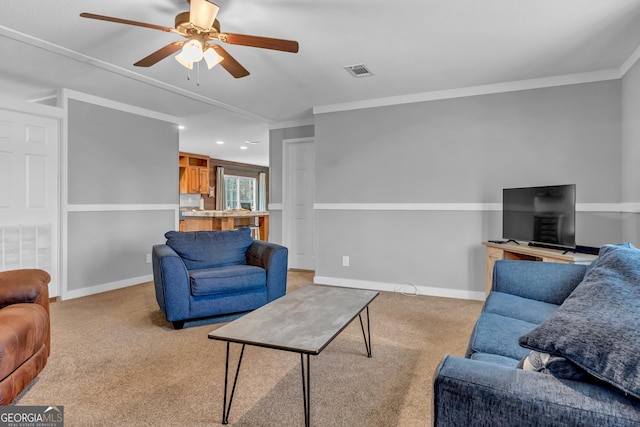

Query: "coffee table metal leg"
<box><xmin>358</xmin><ymin>306</ymin><xmax>372</xmax><ymax>357</ymax></box>
<box><xmin>300</xmin><ymin>353</ymin><xmax>311</xmax><ymax>427</ymax></box>
<box><xmin>222</xmin><ymin>342</ymin><xmax>245</xmax><ymax>425</ymax></box>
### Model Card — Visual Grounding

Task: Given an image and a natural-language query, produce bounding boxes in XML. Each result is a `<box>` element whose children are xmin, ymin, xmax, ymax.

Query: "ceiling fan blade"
<box><xmin>80</xmin><ymin>13</ymin><xmax>176</xmax><ymax>33</ymax></box>
<box><xmin>134</xmin><ymin>42</ymin><xmax>184</xmax><ymax>67</ymax></box>
<box><xmin>211</xmin><ymin>45</ymin><xmax>250</xmax><ymax>78</ymax></box>
<box><xmin>189</xmin><ymin>0</ymin><xmax>219</xmax><ymax>30</ymax></box>
<box><xmin>219</xmin><ymin>33</ymin><xmax>299</xmax><ymax>53</ymax></box>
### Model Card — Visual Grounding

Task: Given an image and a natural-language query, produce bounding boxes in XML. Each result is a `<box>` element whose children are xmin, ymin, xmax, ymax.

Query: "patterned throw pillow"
<box><xmin>517</xmin><ymin>350</ymin><xmax>587</xmax><ymax>381</ymax></box>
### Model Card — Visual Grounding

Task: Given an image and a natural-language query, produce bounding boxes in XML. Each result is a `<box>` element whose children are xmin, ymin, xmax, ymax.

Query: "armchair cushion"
<box><xmin>0</xmin><ymin>304</ymin><xmax>49</xmax><ymax>381</ymax></box>
<box><xmin>519</xmin><ymin>243</ymin><xmax>640</xmax><ymax>399</ymax></box>
<box><xmin>189</xmin><ymin>265</ymin><xmax>266</xmax><ymax>296</ymax></box>
<box><xmin>165</xmin><ymin>228</ymin><xmax>253</xmax><ymax>270</ymax></box>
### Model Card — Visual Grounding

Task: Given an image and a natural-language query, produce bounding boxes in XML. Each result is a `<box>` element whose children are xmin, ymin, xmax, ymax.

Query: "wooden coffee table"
<box><xmin>208</xmin><ymin>285</ymin><xmax>379</xmax><ymax>426</ymax></box>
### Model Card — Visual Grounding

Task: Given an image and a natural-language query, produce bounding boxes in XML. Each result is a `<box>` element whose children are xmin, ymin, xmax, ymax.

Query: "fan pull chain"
<box><xmin>186</xmin><ymin>69</ymin><xmax>191</xmax><ymax>81</ymax></box>
<box><xmin>197</xmin><ymin>62</ymin><xmax>201</xmax><ymax>86</ymax></box>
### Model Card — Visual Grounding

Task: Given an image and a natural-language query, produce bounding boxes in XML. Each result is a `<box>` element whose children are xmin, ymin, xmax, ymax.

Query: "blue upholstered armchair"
<box><xmin>152</xmin><ymin>228</ymin><xmax>288</xmax><ymax>329</ymax></box>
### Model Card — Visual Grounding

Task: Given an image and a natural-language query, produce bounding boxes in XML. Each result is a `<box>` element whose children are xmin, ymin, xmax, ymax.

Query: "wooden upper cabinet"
<box><xmin>179</xmin><ymin>152</ymin><xmax>210</xmax><ymax>194</ymax></box>
<box><xmin>198</xmin><ymin>167</ymin><xmax>210</xmax><ymax>194</ymax></box>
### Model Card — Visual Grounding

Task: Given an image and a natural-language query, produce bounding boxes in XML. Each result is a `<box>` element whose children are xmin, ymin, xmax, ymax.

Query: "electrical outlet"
<box><xmin>342</xmin><ymin>256</ymin><xmax>350</xmax><ymax>267</ymax></box>
<box><xmin>146</xmin><ymin>254</ymin><xmax>152</xmax><ymax>264</ymax></box>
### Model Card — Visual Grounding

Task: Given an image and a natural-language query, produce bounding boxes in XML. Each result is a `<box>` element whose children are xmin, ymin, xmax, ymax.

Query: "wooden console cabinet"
<box><xmin>483</xmin><ymin>241</ymin><xmax>597</xmax><ymax>294</ymax></box>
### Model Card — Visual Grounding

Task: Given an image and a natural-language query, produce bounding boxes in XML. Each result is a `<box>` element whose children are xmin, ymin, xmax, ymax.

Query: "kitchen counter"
<box><xmin>181</xmin><ymin>210</ymin><xmax>269</xmax><ymax>218</ymax></box>
<box><xmin>181</xmin><ymin>210</ymin><xmax>269</xmax><ymax>240</ymax></box>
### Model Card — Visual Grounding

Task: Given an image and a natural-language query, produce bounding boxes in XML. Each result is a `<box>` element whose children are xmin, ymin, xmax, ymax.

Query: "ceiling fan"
<box><xmin>80</xmin><ymin>0</ymin><xmax>299</xmax><ymax>78</ymax></box>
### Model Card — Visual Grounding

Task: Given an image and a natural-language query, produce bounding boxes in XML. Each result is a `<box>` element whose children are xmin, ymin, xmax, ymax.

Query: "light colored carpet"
<box><xmin>15</xmin><ymin>271</ymin><xmax>482</xmax><ymax>426</ymax></box>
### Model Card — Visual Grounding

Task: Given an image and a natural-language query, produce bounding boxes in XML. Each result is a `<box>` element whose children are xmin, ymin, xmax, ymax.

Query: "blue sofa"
<box><xmin>434</xmin><ymin>244</ymin><xmax>640</xmax><ymax>426</ymax></box>
<box><xmin>152</xmin><ymin>228</ymin><xmax>288</xmax><ymax>329</ymax></box>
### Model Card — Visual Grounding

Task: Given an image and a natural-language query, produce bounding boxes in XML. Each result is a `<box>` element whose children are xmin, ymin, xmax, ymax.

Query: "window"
<box><xmin>224</xmin><ymin>175</ymin><xmax>257</xmax><ymax>210</ymax></box>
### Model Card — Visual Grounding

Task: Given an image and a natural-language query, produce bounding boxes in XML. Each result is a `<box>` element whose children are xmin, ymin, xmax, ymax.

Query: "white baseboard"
<box><xmin>313</xmin><ymin>276</ymin><xmax>486</xmax><ymax>301</ymax></box>
<box><xmin>63</xmin><ymin>274</ymin><xmax>153</xmax><ymax>300</ymax></box>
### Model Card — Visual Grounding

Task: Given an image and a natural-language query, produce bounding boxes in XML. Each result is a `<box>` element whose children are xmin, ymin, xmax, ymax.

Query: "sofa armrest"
<box><xmin>433</xmin><ymin>356</ymin><xmax>640</xmax><ymax>427</ymax></box>
<box><xmin>0</xmin><ymin>269</ymin><xmax>51</xmax><ymax>356</ymax></box>
<box><xmin>492</xmin><ymin>260</ymin><xmax>587</xmax><ymax>304</ymax></box>
<box><xmin>152</xmin><ymin>244</ymin><xmax>191</xmax><ymax>322</ymax></box>
<box><xmin>247</xmin><ymin>241</ymin><xmax>288</xmax><ymax>301</ymax></box>
<box><xmin>0</xmin><ymin>269</ymin><xmax>50</xmax><ymax>311</ymax></box>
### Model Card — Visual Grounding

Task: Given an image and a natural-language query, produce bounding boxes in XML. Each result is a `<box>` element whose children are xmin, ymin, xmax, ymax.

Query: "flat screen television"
<box><xmin>502</xmin><ymin>184</ymin><xmax>576</xmax><ymax>250</ymax></box>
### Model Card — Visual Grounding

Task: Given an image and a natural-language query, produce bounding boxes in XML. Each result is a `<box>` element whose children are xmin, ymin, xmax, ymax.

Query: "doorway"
<box><xmin>283</xmin><ymin>137</ymin><xmax>315</xmax><ymax>270</ymax></box>
<box><xmin>0</xmin><ymin>107</ymin><xmax>60</xmax><ymax>297</ymax></box>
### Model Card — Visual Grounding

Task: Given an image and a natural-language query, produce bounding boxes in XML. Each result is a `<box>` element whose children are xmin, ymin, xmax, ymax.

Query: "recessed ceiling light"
<box><xmin>244</xmin><ymin>140</ymin><xmax>259</xmax><ymax>145</ymax></box>
<box><xmin>178</xmin><ymin>125</ymin><xmax>185</xmax><ymax>130</ymax></box>
<box><xmin>216</xmin><ymin>141</ymin><xmax>224</xmax><ymax>145</ymax></box>
<box><xmin>240</xmin><ymin>146</ymin><xmax>248</xmax><ymax>150</ymax></box>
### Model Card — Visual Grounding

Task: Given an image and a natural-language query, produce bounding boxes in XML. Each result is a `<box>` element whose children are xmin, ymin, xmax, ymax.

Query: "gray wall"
<box><xmin>268</xmin><ymin>125</ymin><xmax>315</xmax><ymax>244</ymax></box>
<box><xmin>315</xmin><ymin>82</ymin><xmax>621</xmax><ymax>204</ymax></box>
<box><xmin>307</xmin><ymin>80</ymin><xmax>624</xmax><ymax>295</ymax></box>
<box><xmin>67</xmin><ymin>99</ymin><xmax>178</xmax><ymax>293</ymax></box>
<box><xmin>622</xmin><ymin>60</ymin><xmax>640</xmax><ymax>246</ymax></box>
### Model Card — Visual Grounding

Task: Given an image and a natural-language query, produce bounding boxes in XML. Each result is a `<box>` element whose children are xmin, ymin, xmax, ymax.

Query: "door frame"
<box><xmin>0</xmin><ymin>97</ymin><xmax>63</xmax><ymax>298</ymax></box>
<box><xmin>282</xmin><ymin>137</ymin><xmax>315</xmax><ymax>270</ymax></box>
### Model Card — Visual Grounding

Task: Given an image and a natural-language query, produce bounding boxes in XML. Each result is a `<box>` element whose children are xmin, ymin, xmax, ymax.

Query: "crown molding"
<box><xmin>620</xmin><ymin>43</ymin><xmax>640</xmax><ymax>77</ymax></box>
<box><xmin>269</xmin><ymin>117</ymin><xmax>315</xmax><ymax>130</ymax></box>
<box><xmin>60</xmin><ymin>89</ymin><xmax>181</xmax><ymax>124</ymax></box>
<box><xmin>0</xmin><ymin>25</ymin><xmax>269</xmax><ymax>123</ymax></box>
<box><xmin>0</xmin><ymin>95</ymin><xmax>63</xmax><ymax>118</ymax></box>
<box><xmin>313</xmin><ymin>69</ymin><xmax>621</xmax><ymax>115</ymax></box>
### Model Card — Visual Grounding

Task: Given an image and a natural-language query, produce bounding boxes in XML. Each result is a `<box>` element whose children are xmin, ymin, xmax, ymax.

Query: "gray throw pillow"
<box><xmin>519</xmin><ymin>243</ymin><xmax>640</xmax><ymax>399</ymax></box>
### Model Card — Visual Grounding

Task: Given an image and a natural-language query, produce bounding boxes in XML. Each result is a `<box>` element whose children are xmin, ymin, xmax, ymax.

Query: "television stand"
<box><xmin>527</xmin><ymin>241</ymin><xmax>572</xmax><ymax>252</ymax></box>
<box><xmin>483</xmin><ymin>241</ymin><xmax>597</xmax><ymax>295</ymax></box>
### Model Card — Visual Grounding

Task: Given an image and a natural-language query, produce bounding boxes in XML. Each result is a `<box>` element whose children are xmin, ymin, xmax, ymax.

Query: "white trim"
<box><xmin>64</xmin><ymin>275</ymin><xmax>152</xmax><ymax>300</ymax></box>
<box><xmin>577</xmin><ymin>203</ymin><xmax>639</xmax><ymax>213</ymax></box>
<box><xmin>314</xmin><ymin>203</ymin><xmax>501</xmax><ymax>211</ymax></box>
<box><xmin>60</xmin><ymin>89</ymin><xmax>180</xmax><ymax>125</ymax></box>
<box><xmin>312</xmin><ymin>202</ymin><xmax>638</xmax><ymax>213</ymax></box>
<box><xmin>0</xmin><ymin>26</ymin><xmax>269</xmax><ymax>124</ymax></box>
<box><xmin>0</xmin><ymin>96</ymin><xmax>63</xmax><ymax>119</ymax></box>
<box><xmin>269</xmin><ymin>118</ymin><xmax>315</xmax><ymax>130</ymax></box>
<box><xmin>27</xmin><ymin>93</ymin><xmax>58</xmax><ymax>104</ymax></box>
<box><xmin>314</xmin><ymin>276</ymin><xmax>486</xmax><ymax>301</ymax></box>
<box><xmin>60</xmin><ymin>89</ymin><xmax>70</xmax><ymax>301</ymax></box>
<box><xmin>67</xmin><ymin>204</ymin><xmax>179</xmax><ymax>212</ymax></box>
<box><xmin>620</xmin><ymin>203</ymin><xmax>640</xmax><ymax>213</ymax></box>
<box><xmin>313</xmin><ymin>69</ymin><xmax>620</xmax><ymax>115</ymax></box>
<box><xmin>268</xmin><ymin>203</ymin><xmax>283</xmax><ymax>211</ymax></box>
<box><xmin>620</xmin><ymin>44</ymin><xmax>640</xmax><ymax>77</ymax></box>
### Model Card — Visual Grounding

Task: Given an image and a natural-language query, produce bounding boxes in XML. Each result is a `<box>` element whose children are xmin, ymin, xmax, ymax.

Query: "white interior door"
<box><xmin>283</xmin><ymin>138</ymin><xmax>315</xmax><ymax>270</ymax></box>
<box><xmin>0</xmin><ymin>108</ymin><xmax>59</xmax><ymax>297</ymax></box>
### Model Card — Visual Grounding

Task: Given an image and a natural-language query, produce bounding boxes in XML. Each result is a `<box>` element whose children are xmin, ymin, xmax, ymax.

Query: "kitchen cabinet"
<box><xmin>179</xmin><ymin>152</ymin><xmax>210</xmax><ymax>194</ymax></box>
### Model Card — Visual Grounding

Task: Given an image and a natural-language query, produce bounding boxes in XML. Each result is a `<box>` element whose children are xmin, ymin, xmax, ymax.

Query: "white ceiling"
<box><xmin>2</xmin><ymin>1</ymin><xmax>640</xmax><ymax>166</ymax></box>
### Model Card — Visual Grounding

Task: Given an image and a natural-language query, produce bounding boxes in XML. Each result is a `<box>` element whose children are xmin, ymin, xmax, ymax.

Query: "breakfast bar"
<box><xmin>181</xmin><ymin>210</ymin><xmax>269</xmax><ymax>241</ymax></box>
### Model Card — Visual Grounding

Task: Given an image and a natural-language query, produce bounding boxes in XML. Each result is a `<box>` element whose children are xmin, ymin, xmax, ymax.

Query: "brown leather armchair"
<box><xmin>0</xmin><ymin>269</ymin><xmax>51</xmax><ymax>405</ymax></box>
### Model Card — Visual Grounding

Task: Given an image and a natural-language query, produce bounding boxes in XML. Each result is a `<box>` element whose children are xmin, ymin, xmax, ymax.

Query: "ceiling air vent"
<box><xmin>344</xmin><ymin>64</ymin><xmax>373</xmax><ymax>77</ymax></box>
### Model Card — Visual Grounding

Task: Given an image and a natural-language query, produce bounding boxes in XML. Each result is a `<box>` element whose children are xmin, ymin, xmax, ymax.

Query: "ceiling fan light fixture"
<box><xmin>175</xmin><ymin>53</ymin><xmax>194</xmax><ymax>69</ymax></box>
<box><xmin>203</xmin><ymin>47</ymin><xmax>224</xmax><ymax>69</ymax></box>
<box><xmin>190</xmin><ymin>0</ymin><xmax>219</xmax><ymax>30</ymax></box>
<box><xmin>181</xmin><ymin>39</ymin><xmax>204</xmax><ymax>62</ymax></box>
